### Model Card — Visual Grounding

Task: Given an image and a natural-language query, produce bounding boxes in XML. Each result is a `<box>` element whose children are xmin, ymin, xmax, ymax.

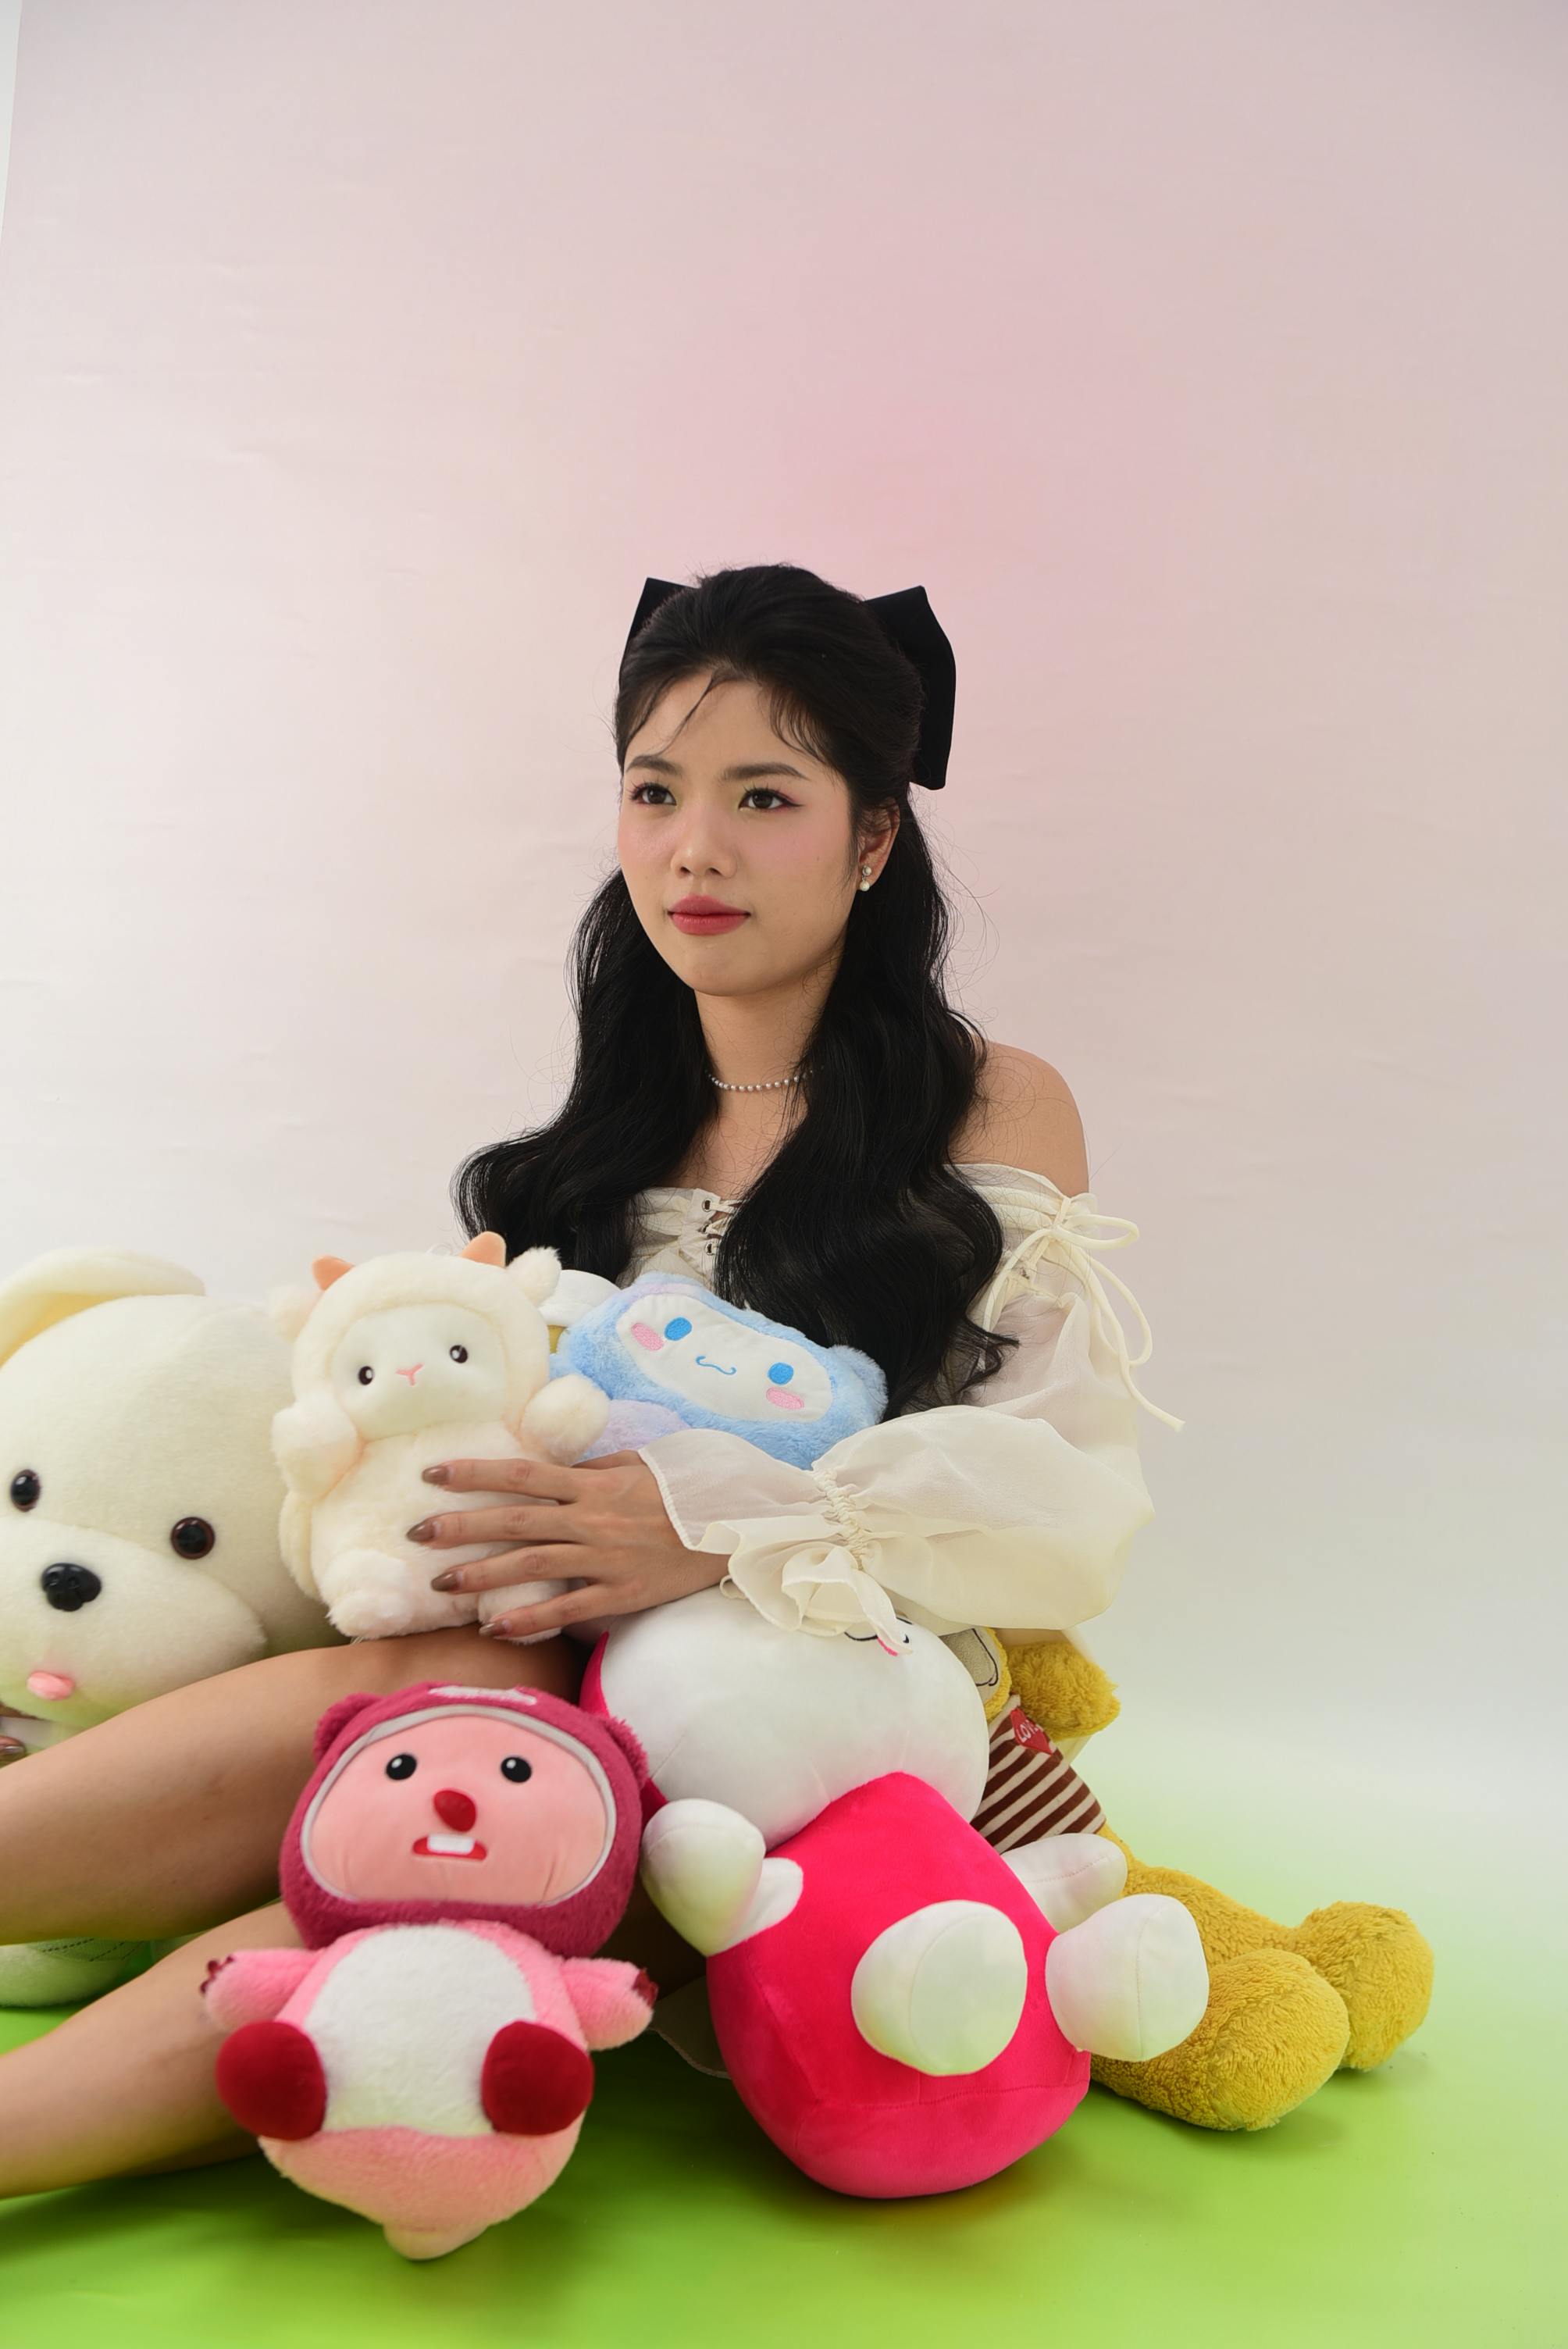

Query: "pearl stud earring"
<box><xmin>857</xmin><ymin>863</ymin><xmax>874</xmax><ymax>891</ymax></box>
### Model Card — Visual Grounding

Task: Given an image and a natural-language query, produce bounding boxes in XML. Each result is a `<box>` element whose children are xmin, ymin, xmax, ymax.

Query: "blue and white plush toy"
<box><xmin>539</xmin><ymin>1270</ymin><xmax>886</xmax><ymax>1468</ymax></box>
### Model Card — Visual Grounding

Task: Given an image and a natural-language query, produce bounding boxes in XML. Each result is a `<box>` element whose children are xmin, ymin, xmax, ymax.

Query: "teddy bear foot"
<box><xmin>1090</xmin><ymin>1947</ymin><xmax>1349</xmax><ymax>2130</ymax></box>
<box><xmin>1286</xmin><ymin>1902</ymin><xmax>1434</xmax><ymax>2070</ymax></box>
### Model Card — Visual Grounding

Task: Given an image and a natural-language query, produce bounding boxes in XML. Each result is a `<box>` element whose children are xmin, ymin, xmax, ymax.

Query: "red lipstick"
<box><xmin>669</xmin><ymin>894</ymin><xmax>748</xmax><ymax>936</ymax></box>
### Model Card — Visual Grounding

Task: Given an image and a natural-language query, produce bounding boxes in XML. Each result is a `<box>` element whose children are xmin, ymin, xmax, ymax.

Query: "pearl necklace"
<box><xmin>709</xmin><ymin>1070</ymin><xmax>802</xmax><ymax>1092</ymax></box>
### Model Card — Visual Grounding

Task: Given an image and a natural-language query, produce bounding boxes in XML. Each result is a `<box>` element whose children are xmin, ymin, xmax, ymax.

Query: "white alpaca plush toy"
<box><xmin>0</xmin><ymin>1246</ymin><xmax>341</xmax><ymax>2006</ymax></box>
<box><xmin>269</xmin><ymin>1233</ymin><xmax>609</xmax><ymax>1642</ymax></box>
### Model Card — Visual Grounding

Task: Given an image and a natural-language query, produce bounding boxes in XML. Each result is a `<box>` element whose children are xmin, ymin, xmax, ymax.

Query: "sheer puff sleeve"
<box><xmin>633</xmin><ymin>1173</ymin><xmax>1185</xmax><ymax>1650</ymax></box>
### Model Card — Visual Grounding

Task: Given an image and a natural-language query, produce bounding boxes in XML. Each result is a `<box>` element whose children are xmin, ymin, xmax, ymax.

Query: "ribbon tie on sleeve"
<box><xmin>973</xmin><ymin>1189</ymin><xmax>1186</xmax><ymax>1431</ymax></box>
<box><xmin>703</xmin><ymin>1463</ymin><xmax>907</xmax><ymax>1652</ymax></box>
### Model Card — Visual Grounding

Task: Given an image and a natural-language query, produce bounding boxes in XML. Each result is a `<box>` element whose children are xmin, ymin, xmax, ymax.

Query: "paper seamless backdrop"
<box><xmin>1</xmin><ymin>3</ymin><xmax>1559</xmax><ymax>1796</ymax></box>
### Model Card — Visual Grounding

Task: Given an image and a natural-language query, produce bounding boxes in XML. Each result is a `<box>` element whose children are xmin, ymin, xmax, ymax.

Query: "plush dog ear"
<box><xmin>0</xmin><ymin>1247</ymin><xmax>205</xmax><ymax>1367</ymax></box>
<box><xmin>311</xmin><ymin>1691</ymin><xmax>385</xmax><ymax>1763</ymax></box>
<box><xmin>506</xmin><ymin>1245</ymin><xmax>564</xmax><ymax>1306</ymax></box>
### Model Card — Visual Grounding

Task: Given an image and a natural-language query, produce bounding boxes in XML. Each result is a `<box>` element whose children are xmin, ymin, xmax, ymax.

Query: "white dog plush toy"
<box><xmin>0</xmin><ymin>1247</ymin><xmax>341</xmax><ymax>2005</ymax></box>
<box><xmin>269</xmin><ymin>1233</ymin><xmax>609</xmax><ymax>1642</ymax></box>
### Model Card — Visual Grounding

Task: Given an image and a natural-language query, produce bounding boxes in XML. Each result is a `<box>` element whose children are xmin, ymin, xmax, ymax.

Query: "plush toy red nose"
<box><xmin>433</xmin><ymin>1788</ymin><xmax>477</xmax><ymax>1831</ymax></box>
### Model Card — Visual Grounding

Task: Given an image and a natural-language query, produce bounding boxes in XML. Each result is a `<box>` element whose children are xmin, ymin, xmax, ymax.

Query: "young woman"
<box><xmin>0</xmin><ymin>562</ymin><xmax>1177</xmax><ymax>2198</ymax></box>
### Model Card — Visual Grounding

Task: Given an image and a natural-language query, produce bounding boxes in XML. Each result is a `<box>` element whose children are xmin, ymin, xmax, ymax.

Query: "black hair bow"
<box><xmin>622</xmin><ymin>576</ymin><xmax>955</xmax><ymax>790</ymax></box>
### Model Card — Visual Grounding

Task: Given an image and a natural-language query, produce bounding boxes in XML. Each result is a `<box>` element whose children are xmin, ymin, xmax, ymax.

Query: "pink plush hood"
<box><xmin>280</xmin><ymin>1679</ymin><xmax>650</xmax><ymax>1955</ymax></box>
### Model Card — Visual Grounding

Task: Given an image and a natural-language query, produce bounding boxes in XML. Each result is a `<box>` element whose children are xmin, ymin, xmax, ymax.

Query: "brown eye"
<box><xmin>9</xmin><ymin>1470</ymin><xmax>41</xmax><ymax>1511</ymax></box>
<box><xmin>171</xmin><ymin>1517</ymin><xmax>216</xmax><ymax>1559</ymax></box>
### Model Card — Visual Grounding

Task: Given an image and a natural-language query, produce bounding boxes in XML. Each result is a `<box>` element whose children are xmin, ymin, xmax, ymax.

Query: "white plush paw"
<box><xmin>321</xmin><ymin>1550</ymin><xmax>459</xmax><ymax>1640</ymax></box>
<box><xmin>521</xmin><ymin>1373</ymin><xmax>611</xmax><ymax>1461</ymax></box>
<box><xmin>476</xmin><ymin>1577</ymin><xmax>568</xmax><ymax>1627</ymax></box>
<box><xmin>1001</xmin><ymin>1831</ymin><xmax>1128</xmax><ymax>1930</ymax></box>
<box><xmin>850</xmin><ymin>1901</ymin><xmax>1028</xmax><ymax>2076</ymax></box>
<box><xmin>640</xmin><ymin>1800</ymin><xmax>768</xmax><ymax>1956</ymax></box>
<box><xmin>1044</xmin><ymin>1891</ymin><xmax>1209</xmax><ymax>2061</ymax></box>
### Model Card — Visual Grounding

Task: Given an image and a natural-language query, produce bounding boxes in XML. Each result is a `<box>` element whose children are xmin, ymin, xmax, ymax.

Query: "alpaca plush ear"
<box><xmin>266</xmin><ymin>1284</ymin><xmax>320</xmax><ymax>1343</ymax></box>
<box><xmin>461</xmin><ymin>1232</ymin><xmax>508</xmax><ymax>1268</ymax></box>
<box><xmin>506</xmin><ymin>1245</ymin><xmax>564</xmax><ymax>1306</ymax></box>
<box><xmin>311</xmin><ymin>1691</ymin><xmax>386</xmax><ymax>1764</ymax></box>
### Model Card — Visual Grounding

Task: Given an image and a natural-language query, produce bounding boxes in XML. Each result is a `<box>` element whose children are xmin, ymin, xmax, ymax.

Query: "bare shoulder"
<box><xmin>951</xmin><ymin>1041</ymin><xmax>1090</xmax><ymax>1197</ymax></box>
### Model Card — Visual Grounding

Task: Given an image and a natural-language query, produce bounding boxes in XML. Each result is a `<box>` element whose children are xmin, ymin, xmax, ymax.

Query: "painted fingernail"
<box><xmin>406</xmin><ymin>1520</ymin><xmax>436</xmax><ymax>1542</ymax></box>
<box><xmin>422</xmin><ymin>1465</ymin><xmax>450</xmax><ymax>1484</ymax></box>
<box><xmin>480</xmin><ymin>1619</ymin><xmax>511</xmax><ymax>1639</ymax></box>
<box><xmin>429</xmin><ymin>1570</ymin><xmax>461</xmax><ymax>1592</ymax></box>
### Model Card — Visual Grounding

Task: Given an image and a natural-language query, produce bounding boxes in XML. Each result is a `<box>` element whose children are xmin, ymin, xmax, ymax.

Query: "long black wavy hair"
<box><xmin>451</xmin><ymin>562</ymin><xmax>1017</xmax><ymax>1417</ymax></box>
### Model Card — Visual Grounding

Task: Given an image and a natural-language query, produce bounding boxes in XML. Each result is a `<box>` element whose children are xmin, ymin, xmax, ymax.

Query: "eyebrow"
<box><xmin>624</xmin><ymin>755</ymin><xmax>809</xmax><ymax>782</ymax></box>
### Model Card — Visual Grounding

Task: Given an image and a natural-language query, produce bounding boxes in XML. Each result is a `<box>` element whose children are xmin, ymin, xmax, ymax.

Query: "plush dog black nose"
<box><xmin>41</xmin><ymin>1563</ymin><xmax>102</xmax><ymax>1611</ymax></box>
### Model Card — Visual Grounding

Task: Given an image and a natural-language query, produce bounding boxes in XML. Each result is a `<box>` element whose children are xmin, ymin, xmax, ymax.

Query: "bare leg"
<box><xmin>0</xmin><ymin>1902</ymin><xmax>298</xmax><ymax>2197</ymax></box>
<box><xmin>0</xmin><ymin>1627</ymin><xmax>581</xmax><ymax>1944</ymax></box>
<box><xmin>0</xmin><ymin>1887</ymin><xmax>702</xmax><ymax>2204</ymax></box>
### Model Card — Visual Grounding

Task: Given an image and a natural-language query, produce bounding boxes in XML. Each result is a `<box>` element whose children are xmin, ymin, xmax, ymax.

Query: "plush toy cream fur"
<box><xmin>269</xmin><ymin>1233</ymin><xmax>609</xmax><ymax>1643</ymax></box>
<box><xmin>999</xmin><ymin>1637</ymin><xmax>1434</xmax><ymax>2130</ymax></box>
<box><xmin>0</xmin><ymin>1246</ymin><xmax>342</xmax><ymax>2005</ymax></box>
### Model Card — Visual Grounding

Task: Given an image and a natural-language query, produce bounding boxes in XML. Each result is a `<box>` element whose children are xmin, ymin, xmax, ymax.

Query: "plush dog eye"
<box><xmin>385</xmin><ymin>1753</ymin><xmax>417</xmax><ymax>1779</ymax></box>
<box><xmin>501</xmin><ymin>1756</ymin><xmax>533</xmax><ymax>1783</ymax></box>
<box><xmin>662</xmin><ymin>1315</ymin><xmax>693</xmax><ymax>1341</ymax></box>
<box><xmin>768</xmin><ymin>1361</ymin><xmax>794</xmax><ymax>1384</ymax></box>
<box><xmin>171</xmin><ymin>1517</ymin><xmax>216</xmax><ymax>1559</ymax></box>
<box><xmin>357</xmin><ymin>1366</ymin><xmax>374</xmax><ymax>1385</ymax></box>
<box><xmin>9</xmin><ymin>1470</ymin><xmax>40</xmax><ymax>1512</ymax></box>
<box><xmin>449</xmin><ymin>1345</ymin><xmax>468</xmax><ymax>1363</ymax></box>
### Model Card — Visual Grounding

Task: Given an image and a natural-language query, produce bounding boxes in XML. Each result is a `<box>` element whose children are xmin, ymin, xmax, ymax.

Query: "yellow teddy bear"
<box><xmin>995</xmin><ymin>1636</ymin><xmax>1434</xmax><ymax>2130</ymax></box>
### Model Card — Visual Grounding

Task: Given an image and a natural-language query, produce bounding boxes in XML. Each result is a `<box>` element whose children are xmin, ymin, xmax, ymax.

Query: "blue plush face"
<box><xmin>616</xmin><ymin>1288</ymin><xmax>836</xmax><ymax>1426</ymax></box>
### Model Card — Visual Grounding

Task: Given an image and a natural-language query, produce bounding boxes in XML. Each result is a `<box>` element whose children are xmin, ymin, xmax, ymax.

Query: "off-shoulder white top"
<box><xmin>623</xmin><ymin>1162</ymin><xmax>1185</xmax><ymax>1650</ymax></box>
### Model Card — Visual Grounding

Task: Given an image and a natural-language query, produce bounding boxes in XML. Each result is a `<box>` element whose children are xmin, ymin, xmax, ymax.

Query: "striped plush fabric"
<box><xmin>971</xmin><ymin>1705</ymin><xmax>1107</xmax><ymax>1852</ymax></box>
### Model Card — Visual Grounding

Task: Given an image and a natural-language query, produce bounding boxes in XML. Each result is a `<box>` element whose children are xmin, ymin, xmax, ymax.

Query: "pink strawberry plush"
<box><xmin>201</xmin><ymin>1681</ymin><xmax>656</xmax><ymax>2260</ymax></box>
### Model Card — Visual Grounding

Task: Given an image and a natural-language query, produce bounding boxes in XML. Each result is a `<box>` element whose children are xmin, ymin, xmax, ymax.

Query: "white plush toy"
<box><xmin>586</xmin><ymin>1586</ymin><xmax>1209</xmax><ymax>2194</ymax></box>
<box><xmin>269</xmin><ymin>1232</ymin><xmax>610</xmax><ymax>1642</ymax></box>
<box><xmin>0</xmin><ymin>1247</ymin><xmax>342</xmax><ymax>2006</ymax></box>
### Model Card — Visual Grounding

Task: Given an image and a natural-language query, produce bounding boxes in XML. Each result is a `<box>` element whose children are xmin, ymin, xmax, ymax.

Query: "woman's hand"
<box><xmin>404</xmin><ymin>1449</ymin><xmax>727</xmax><ymax>1641</ymax></box>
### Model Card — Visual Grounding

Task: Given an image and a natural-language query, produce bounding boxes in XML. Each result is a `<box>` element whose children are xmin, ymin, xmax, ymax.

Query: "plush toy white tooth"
<box><xmin>1044</xmin><ymin>1892</ymin><xmax>1209</xmax><ymax>2061</ymax></box>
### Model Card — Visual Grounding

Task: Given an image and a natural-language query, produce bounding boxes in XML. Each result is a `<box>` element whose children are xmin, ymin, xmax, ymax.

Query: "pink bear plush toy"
<box><xmin>201</xmin><ymin>1680</ymin><xmax>657</xmax><ymax>2260</ymax></box>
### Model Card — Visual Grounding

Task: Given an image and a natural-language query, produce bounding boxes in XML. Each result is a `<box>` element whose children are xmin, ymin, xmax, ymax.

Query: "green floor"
<box><xmin>2</xmin><ymin>1713</ymin><xmax>1557</xmax><ymax>2347</ymax></box>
